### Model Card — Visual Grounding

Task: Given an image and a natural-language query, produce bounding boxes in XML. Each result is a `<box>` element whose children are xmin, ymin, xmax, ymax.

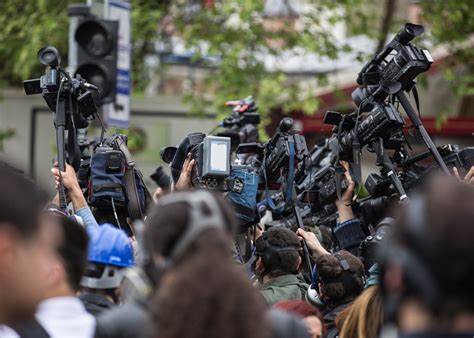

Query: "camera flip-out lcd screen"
<box><xmin>210</xmin><ymin>141</ymin><xmax>229</xmax><ymax>172</ymax></box>
<box><xmin>202</xmin><ymin>136</ymin><xmax>231</xmax><ymax>178</ymax></box>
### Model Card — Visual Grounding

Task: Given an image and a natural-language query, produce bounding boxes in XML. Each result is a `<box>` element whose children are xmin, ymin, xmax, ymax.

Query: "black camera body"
<box><xmin>264</xmin><ymin>118</ymin><xmax>310</xmax><ymax>187</ymax></box>
<box><xmin>76</xmin><ymin>133</ymin><xmax>99</xmax><ymax>190</ymax></box>
<box><xmin>324</xmin><ymin>103</ymin><xmax>405</xmax><ymax>161</ymax></box>
<box><xmin>217</xmin><ymin>96</ymin><xmax>260</xmax><ymax>150</ymax></box>
<box><xmin>299</xmin><ymin>166</ymin><xmax>349</xmax><ymax>205</ymax></box>
<box><xmin>266</xmin><ymin>203</ymin><xmax>317</xmax><ymax>231</ymax></box>
<box><xmin>422</xmin><ymin>146</ymin><xmax>474</xmax><ymax>178</ymax></box>
<box><xmin>24</xmin><ymin>69</ymin><xmax>98</xmax><ymax>130</ymax></box>
<box><xmin>150</xmin><ymin>166</ymin><xmax>171</xmax><ymax>190</ymax></box>
<box><xmin>187</xmin><ymin>133</ymin><xmax>244</xmax><ymax>192</ymax></box>
<box><xmin>352</xmin><ymin>23</ymin><xmax>433</xmax><ymax>108</ymax></box>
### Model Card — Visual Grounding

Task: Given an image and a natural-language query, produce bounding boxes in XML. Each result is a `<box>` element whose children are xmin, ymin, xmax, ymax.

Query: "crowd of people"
<box><xmin>0</xmin><ymin>151</ymin><xmax>473</xmax><ymax>338</ymax></box>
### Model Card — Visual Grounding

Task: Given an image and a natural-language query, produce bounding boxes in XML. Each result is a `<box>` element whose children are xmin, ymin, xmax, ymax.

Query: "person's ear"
<box><xmin>0</xmin><ymin>228</ymin><xmax>16</xmax><ymax>277</ymax></box>
<box><xmin>255</xmin><ymin>257</ymin><xmax>264</xmax><ymax>273</ymax></box>
<box><xmin>318</xmin><ymin>282</ymin><xmax>324</xmax><ymax>298</ymax></box>
<box><xmin>48</xmin><ymin>261</ymin><xmax>64</xmax><ymax>287</ymax></box>
<box><xmin>296</xmin><ymin>255</ymin><xmax>302</xmax><ymax>271</ymax></box>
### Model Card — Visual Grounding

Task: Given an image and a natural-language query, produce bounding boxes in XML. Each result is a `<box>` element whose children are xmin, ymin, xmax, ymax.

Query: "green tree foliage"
<box><xmin>159</xmin><ymin>0</ymin><xmax>363</xmax><ymax>123</ymax></box>
<box><xmin>421</xmin><ymin>0</ymin><xmax>474</xmax><ymax>98</ymax></box>
<box><xmin>0</xmin><ymin>0</ymin><xmax>72</xmax><ymax>86</ymax></box>
<box><xmin>0</xmin><ymin>0</ymin><xmax>472</xmax><ymax>122</ymax></box>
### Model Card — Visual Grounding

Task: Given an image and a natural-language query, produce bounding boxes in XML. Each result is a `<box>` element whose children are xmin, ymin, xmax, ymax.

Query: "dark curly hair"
<box><xmin>316</xmin><ymin>250</ymin><xmax>364</xmax><ymax>306</ymax></box>
<box><xmin>255</xmin><ymin>227</ymin><xmax>301</xmax><ymax>277</ymax></box>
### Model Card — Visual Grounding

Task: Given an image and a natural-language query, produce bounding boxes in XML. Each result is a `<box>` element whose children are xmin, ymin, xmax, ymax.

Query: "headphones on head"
<box><xmin>306</xmin><ymin>252</ymin><xmax>364</xmax><ymax>307</ymax></box>
<box><xmin>143</xmin><ymin>190</ymin><xmax>228</xmax><ymax>285</ymax></box>
<box><xmin>254</xmin><ymin>230</ymin><xmax>301</xmax><ymax>278</ymax></box>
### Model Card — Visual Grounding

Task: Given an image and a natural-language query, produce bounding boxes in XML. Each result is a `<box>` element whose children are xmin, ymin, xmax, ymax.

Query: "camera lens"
<box><xmin>43</xmin><ymin>52</ymin><xmax>55</xmax><ymax>63</ymax></box>
<box><xmin>37</xmin><ymin>46</ymin><xmax>61</xmax><ymax>67</ymax></box>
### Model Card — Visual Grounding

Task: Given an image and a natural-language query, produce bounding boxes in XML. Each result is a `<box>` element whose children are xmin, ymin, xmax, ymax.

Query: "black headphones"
<box><xmin>254</xmin><ymin>230</ymin><xmax>301</xmax><ymax>278</ymax></box>
<box><xmin>142</xmin><ymin>190</ymin><xmax>227</xmax><ymax>286</ymax></box>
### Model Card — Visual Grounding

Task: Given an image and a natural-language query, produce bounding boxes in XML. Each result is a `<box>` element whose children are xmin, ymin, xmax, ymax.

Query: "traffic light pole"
<box><xmin>67</xmin><ymin>5</ymin><xmax>90</xmax><ymax>74</ymax></box>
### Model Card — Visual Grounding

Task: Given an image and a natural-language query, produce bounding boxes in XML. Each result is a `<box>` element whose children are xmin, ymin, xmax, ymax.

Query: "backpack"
<box><xmin>89</xmin><ymin>134</ymin><xmax>150</xmax><ymax>220</ymax></box>
<box><xmin>226</xmin><ymin>166</ymin><xmax>260</xmax><ymax>233</ymax></box>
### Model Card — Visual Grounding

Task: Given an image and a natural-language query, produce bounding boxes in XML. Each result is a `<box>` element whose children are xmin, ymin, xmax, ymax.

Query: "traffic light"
<box><xmin>74</xmin><ymin>18</ymin><xmax>118</xmax><ymax>105</ymax></box>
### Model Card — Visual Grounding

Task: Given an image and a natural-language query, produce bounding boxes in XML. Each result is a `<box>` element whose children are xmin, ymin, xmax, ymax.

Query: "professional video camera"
<box><xmin>24</xmin><ymin>47</ymin><xmax>99</xmax><ymax>129</ymax></box>
<box><xmin>217</xmin><ymin>96</ymin><xmax>260</xmax><ymax>149</ymax></box>
<box><xmin>296</xmin><ymin>139</ymin><xmax>348</xmax><ymax>206</ymax></box>
<box><xmin>356</xmin><ymin>144</ymin><xmax>474</xmax><ymax>226</ymax></box>
<box><xmin>163</xmin><ymin>131</ymin><xmax>248</xmax><ymax>193</ymax></box>
<box><xmin>352</xmin><ymin>23</ymin><xmax>433</xmax><ymax>110</ymax></box>
<box><xmin>187</xmin><ymin>133</ymin><xmax>244</xmax><ymax>191</ymax></box>
<box><xmin>262</xmin><ymin>117</ymin><xmax>310</xmax><ymax>188</ymax></box>
<box><xmin>24</xmin><ymin>46</ymin><xmax>100</xmax><ymax>210</ymax></box>
<box><xmin>350</xmin><ymin>23</ymin><xmax>450</xmax><ymax>176</ymax></box>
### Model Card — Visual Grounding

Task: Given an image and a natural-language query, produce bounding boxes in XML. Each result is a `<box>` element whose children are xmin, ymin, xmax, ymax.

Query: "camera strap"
<box><xmin>263</xmin><ymin>139</ymin><xmax>295</xmax><ymax>214</ymax></box>
<box><xmin>335</xmin><ymin>120</ymin><xmax>344</xmax><ymax>201</ymax></box>
<box><xmin>67</xmin><ymin>125</ymin><xmax>81</xmax><ymax>171</ymax></box>
<box><xmin>116</xmin><ymin>137</ymin><xmax>144</xmax><ymax>220</ymax></box>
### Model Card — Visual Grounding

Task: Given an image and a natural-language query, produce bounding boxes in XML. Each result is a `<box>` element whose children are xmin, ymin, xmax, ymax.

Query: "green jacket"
<box><xmin>259</xmin><ymin>274</ymin><xmax>309</xmax><ymax>306</ymax></box>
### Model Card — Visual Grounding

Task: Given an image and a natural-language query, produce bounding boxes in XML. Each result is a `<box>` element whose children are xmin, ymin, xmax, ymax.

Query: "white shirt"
<box><xmin>37</xmin><ymin>296</ymin><xmax>96</xmax><ymax>338</ymax></box>
<box><xmin>0</xmin><ymin>326</ymin><xmax>19</xmax><ymax>338</ymax></box>
<box><xmin>0</xmin><ymin>296</ymin><xmax>95</xmax><ymax>338</ymax></box>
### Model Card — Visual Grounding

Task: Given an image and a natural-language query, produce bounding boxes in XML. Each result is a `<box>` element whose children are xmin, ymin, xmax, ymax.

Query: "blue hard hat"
<box><xmin>87</xmin><ymin>223</ymin><xmax>134</xmax><ymax>268</ymax></box>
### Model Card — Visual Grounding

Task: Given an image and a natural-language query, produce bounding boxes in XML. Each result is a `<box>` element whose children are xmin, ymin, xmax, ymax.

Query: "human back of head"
<box><xmin>316</xmin><ymin>250</ymin><xmax>365</xmax><ymax>306</ymax></box>
<box><xmin>0</xmin><ymin>161</ymin><xmax>48</xmax><ymax>239</ymax></box>
<box><xmin>0</xmin><ymin>161</ymin><xmax>51</xmax><ymax>325</ymax></box>
<box><xmin>148</xmin><ymin>190</ymin><xmax>270</xmax><ymax>338</ymax></box>
<box><xmin>144</xmin><ymin>189</ymin><xmax>237</xmax><ymax>267</ymax></box>
<box><xmin>384</xmin><ymin>176</ymin><xmax>474</xmax><ymax>330</ymax></box>
<box><xmin>336</xmin><ymin>285</ymin><xmax>384</xmax><ymax>338</ymax></box>
<box><xmin>45</xmin><ymin>208</ymin><xmax>89</xmax><ymax>295</ymax></box>
<box><xmin>255</xmin><ymin>227</ymin><xmax>302</xmax><ymax>278</ymax></box>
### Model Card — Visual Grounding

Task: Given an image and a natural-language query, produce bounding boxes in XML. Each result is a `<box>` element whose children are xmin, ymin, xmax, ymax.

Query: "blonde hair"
<box><xmin>336</xmin><ymin>285</ymin><xmax>383</xmax><ymax>338</ymax></box>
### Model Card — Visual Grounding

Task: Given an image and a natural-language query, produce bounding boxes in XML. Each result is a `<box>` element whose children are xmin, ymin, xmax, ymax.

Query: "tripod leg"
<box><xmin>373</xmin><ymin>138</ymin><xmax>409</xmax><ymax>202</ymax></box>
<box><xmin>397</xmin><ymin>91</ymin><xmax>450</xmax><ymax>175</ymax></box>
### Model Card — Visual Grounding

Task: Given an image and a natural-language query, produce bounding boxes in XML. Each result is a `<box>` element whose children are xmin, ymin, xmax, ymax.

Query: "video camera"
<box><xmin>262</xmin><ymin>117</ymin><xmax>310</xmax><ymax>187</ymax></box>
<box><xmin>217</xmin><ymin>96</ymin><xmax>260</xmax><ymax>149</ymax></box>
<box><xmin>324</xmin><ymin>103</ymin><xmax>405</xmax><ymax>161</ymax></box>
<box><xmin>24</xmin><ymin>46</ymin><xmax>99</xmax><ymax>129</ymax></box>
<box><xmin>352</xmin><ymin>23</ymin><xmax>433</xmax><ymax>110</ymax></box>
<box><xmin>150</xmin><ymin>166</ymin><xmax>171</xmax><ymax>190</ymax></box>
<box><xmin>24</xmin><ymin>46</ymin><xmax>100</xmax><ymax>211</ymax></box>
<box><xmin>187</xmin><ymin>133</ymin><xmax>244</xmax><ymax>192</ymax></box>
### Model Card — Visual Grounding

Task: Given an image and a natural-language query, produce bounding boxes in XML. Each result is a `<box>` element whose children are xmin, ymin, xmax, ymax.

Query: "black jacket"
<box><xmin>94</xmin><ymin>300</ymin><xmax>153</xmax><ymax>338</ymax></box>
<box><xmin>322</xmin><ymin>303</ymin><xmax>350</xmax><ymax>337</ymax></box>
